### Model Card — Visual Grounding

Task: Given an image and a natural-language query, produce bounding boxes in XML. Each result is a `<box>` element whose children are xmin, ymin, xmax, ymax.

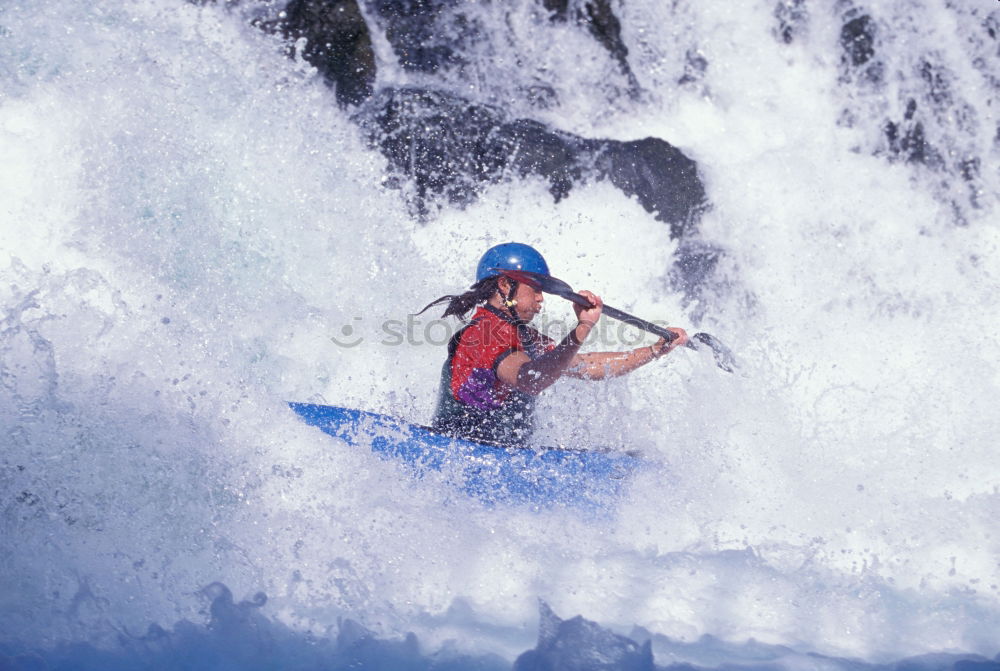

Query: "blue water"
<box><xmin>2</xmin><ymin>0</ymin><xmax>999</xmax><ymax>668</ymax></box>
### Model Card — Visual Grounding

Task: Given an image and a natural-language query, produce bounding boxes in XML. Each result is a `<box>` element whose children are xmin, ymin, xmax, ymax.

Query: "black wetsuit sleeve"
<box><xmin>513</xmin><ymin>328</ymin><xmax>584</xmax><ymax>395</ymax></box>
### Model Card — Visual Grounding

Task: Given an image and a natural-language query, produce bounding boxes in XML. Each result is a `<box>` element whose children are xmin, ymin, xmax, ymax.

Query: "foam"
<box><xmin>1</xmin><ymin>0</ymin><xmax>998</xmax><ymax>664</ymax></box>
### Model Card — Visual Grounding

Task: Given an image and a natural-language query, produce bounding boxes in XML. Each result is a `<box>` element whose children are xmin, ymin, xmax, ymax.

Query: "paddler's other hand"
<box><xmin>573</xmin><ymin>290</ymin><xmax>603</xmax><ymax>341</ymax></box>
<box><xmin>651</xmin><ymin>327</ymin><xmax>688</xmax><ymax>358</ymax></box>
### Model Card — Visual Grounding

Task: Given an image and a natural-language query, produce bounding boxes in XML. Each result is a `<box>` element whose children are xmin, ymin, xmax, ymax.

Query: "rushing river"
<box><xmin>1</xmin><ymin>0</ymin><xmax>999</xmax><ymax>668</ymax></box>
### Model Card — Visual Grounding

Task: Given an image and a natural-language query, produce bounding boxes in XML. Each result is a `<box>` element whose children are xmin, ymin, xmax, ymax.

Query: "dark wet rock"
<box><xmin>883</xmin><ymin>117</ymin><xmax>926</xmax><ymax>163</ymax></box>
<box><xmin>678</xmin><ymin>49</ymin><xmax>708</xmax><ymax>87</ymax></box>
<box><xmin>365</xmin><ymin>0</ymin><xmax>468</xmax><ymax>73</ymax></box>
<box><xmin>960</xmin><ymin>157</ymin><xmax>980</xmax><ymax>183</ymax></box>
<box><xmin>278</xmin><ymin>0</ymin><xmax>376</xmax><ymax>106</ymax></box>
<box><xmin>594</xmin><ymin>138</ymin><xmax>706</xmax><ymax>240</ymax></box>
<box><xmin>263</xmin><ymin>0</ymin><xmax>715</xmax><ymax>298</ymax></box>
<box><xmin>836</xmin><ymin>9</ymin><xmax>950</xmax><ymax>178</ymax></box>
<box><xmin>882</xmin><ymin>99</ymin><xmax>934</xmax><ymax>165</ymax></box>
<box><xmin>841</xmin><ymin>13</ymin><xmax>876</xmax><ymax>67</ymax></box>
<box><xmin>919</xmin><ymin>58</ymin><xmax>952</xmax><ymax>107</ymax></box>
<box><xmin>986</xmin><ymin>12</ymin><xmax>999</xmax><ymax>40</ymax></box>
<box><xmin>669</xmin><ymin>239</ymin><xmax>723</xmax><ymax>301</ymax></box>
<box><xmin>877</xmin><ymin>56</ymin><xmax>963</xmax><ymax>172</ymax></box>
<box><xmin>355</xmin><ymin>87</ymin><xmax>707</xmax><ymax>238</ymax></box>
<box><xmin>542</xmin><ymin>0</ymin><xmax>640</xmax><ymax>93</ymax></box>
<box><xmin>363</xmin><ymin>0</ymin><xmax>638</xmax><ymax>92</ymax></box>
<box><xmin>838</xmin><ymin>10</ymin><xmax>884</xmax><ymax>88</ymax></box>
<box><xmin>540</xmin><ymin>0</ymin><xmax>569</xmax><ymax>19</ymax></box>
<box><xmin>499</xmin><ymin>117</ymin><xmax>585</xmax><ymax>203</ymax></box>
<box><xmin>773</xmin><ymin>0</ymin><xmax>807</xmax><ymax>44</ymax></box>
<box><xmin>266</xmin><ymin>0</ymin><xmax>707</xmax><ymax>234</ymax></box>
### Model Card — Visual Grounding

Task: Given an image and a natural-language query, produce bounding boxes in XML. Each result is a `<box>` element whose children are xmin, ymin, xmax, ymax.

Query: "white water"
<box><xmin>1</xmin><ymin>0</ymin><xmax>999</xmax><ymax>666</ymax></box>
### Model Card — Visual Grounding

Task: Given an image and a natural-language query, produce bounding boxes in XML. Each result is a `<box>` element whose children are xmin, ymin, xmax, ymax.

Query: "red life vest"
<box><xmin>432</xmin><ymin>305</ymin><xmax>552</xmax><ymax>445</ymax></box>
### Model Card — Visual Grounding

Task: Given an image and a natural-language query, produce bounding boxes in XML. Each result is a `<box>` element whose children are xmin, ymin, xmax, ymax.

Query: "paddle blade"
<box><xmin>688</xmin><ymin>332</ymin><xmax>737</xmax><ymax>373</ymax></box>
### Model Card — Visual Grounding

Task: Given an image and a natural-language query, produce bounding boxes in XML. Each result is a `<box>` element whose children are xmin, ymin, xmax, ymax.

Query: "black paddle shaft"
<box><xmin>556</xmin><ymin>290</ymin><xmax>679</xmax><ymax>343</ymax></box>
<box><xmin>500</xmin><ymin>269</ymin><xmax>737</xmax><ymax>372</ymax></box>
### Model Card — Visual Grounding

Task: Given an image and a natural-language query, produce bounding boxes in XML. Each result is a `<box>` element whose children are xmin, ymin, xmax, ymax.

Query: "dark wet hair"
<box><xmin>416</xmin><ymin>276</ymin><xmax>501</xmax><ymax>319</ymax></box>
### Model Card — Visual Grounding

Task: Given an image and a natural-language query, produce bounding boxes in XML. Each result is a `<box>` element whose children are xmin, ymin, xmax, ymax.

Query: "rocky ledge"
<box><xmin>266</xmin><ymin>0</ymin><xmax>716</xmax><ymax>296</ymax></box>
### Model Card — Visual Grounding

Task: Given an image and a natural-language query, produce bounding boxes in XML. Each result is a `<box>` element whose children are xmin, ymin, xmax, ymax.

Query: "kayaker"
<box><xmin>418</xmin><ymin>242</ymin><xmax>688</xmax><ymax>446</ymax></box>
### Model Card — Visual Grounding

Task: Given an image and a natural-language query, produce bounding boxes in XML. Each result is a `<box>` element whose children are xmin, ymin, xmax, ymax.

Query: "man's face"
<box><xmin>513</xmin><ymin>281</ymin><xmax>544</xmax><ymax>321</ymax></box>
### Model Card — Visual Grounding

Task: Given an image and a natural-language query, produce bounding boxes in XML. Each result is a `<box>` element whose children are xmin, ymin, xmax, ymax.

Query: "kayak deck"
<box><xmin>288</xmin><ymin>402</ymin><xmax>640</xmax><ymax>508</ymax></box>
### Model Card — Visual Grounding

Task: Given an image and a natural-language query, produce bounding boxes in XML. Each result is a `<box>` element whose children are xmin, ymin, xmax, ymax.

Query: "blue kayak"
<box><xmin>288</xmin><ymin>402</ymin><xmax>641</xmax><ymax>508</ymax></box>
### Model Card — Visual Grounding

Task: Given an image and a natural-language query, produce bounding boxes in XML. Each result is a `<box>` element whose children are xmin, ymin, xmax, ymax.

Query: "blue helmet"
<box><xmin>475</xmin><ymin>243</ymin><xmax>550</xmax><ymax>282</ymax></box>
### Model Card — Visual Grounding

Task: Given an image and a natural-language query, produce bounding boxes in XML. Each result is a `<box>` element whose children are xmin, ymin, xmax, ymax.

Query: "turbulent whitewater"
<box><xmin>1</xmin><ymin>0</ymin><xmax>999</xmax><ymax>668</ymax></box>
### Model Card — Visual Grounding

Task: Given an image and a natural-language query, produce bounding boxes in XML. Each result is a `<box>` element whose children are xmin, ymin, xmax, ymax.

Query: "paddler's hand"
<box><xmin>651</xmin><ymin>327</ymin><xmax>688</xmax><ymax>358</ymax></box>
<box><xmin>573</xmin><ymin>290</ymin><xmax>602</xmax><ymax>342</ymax></box>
